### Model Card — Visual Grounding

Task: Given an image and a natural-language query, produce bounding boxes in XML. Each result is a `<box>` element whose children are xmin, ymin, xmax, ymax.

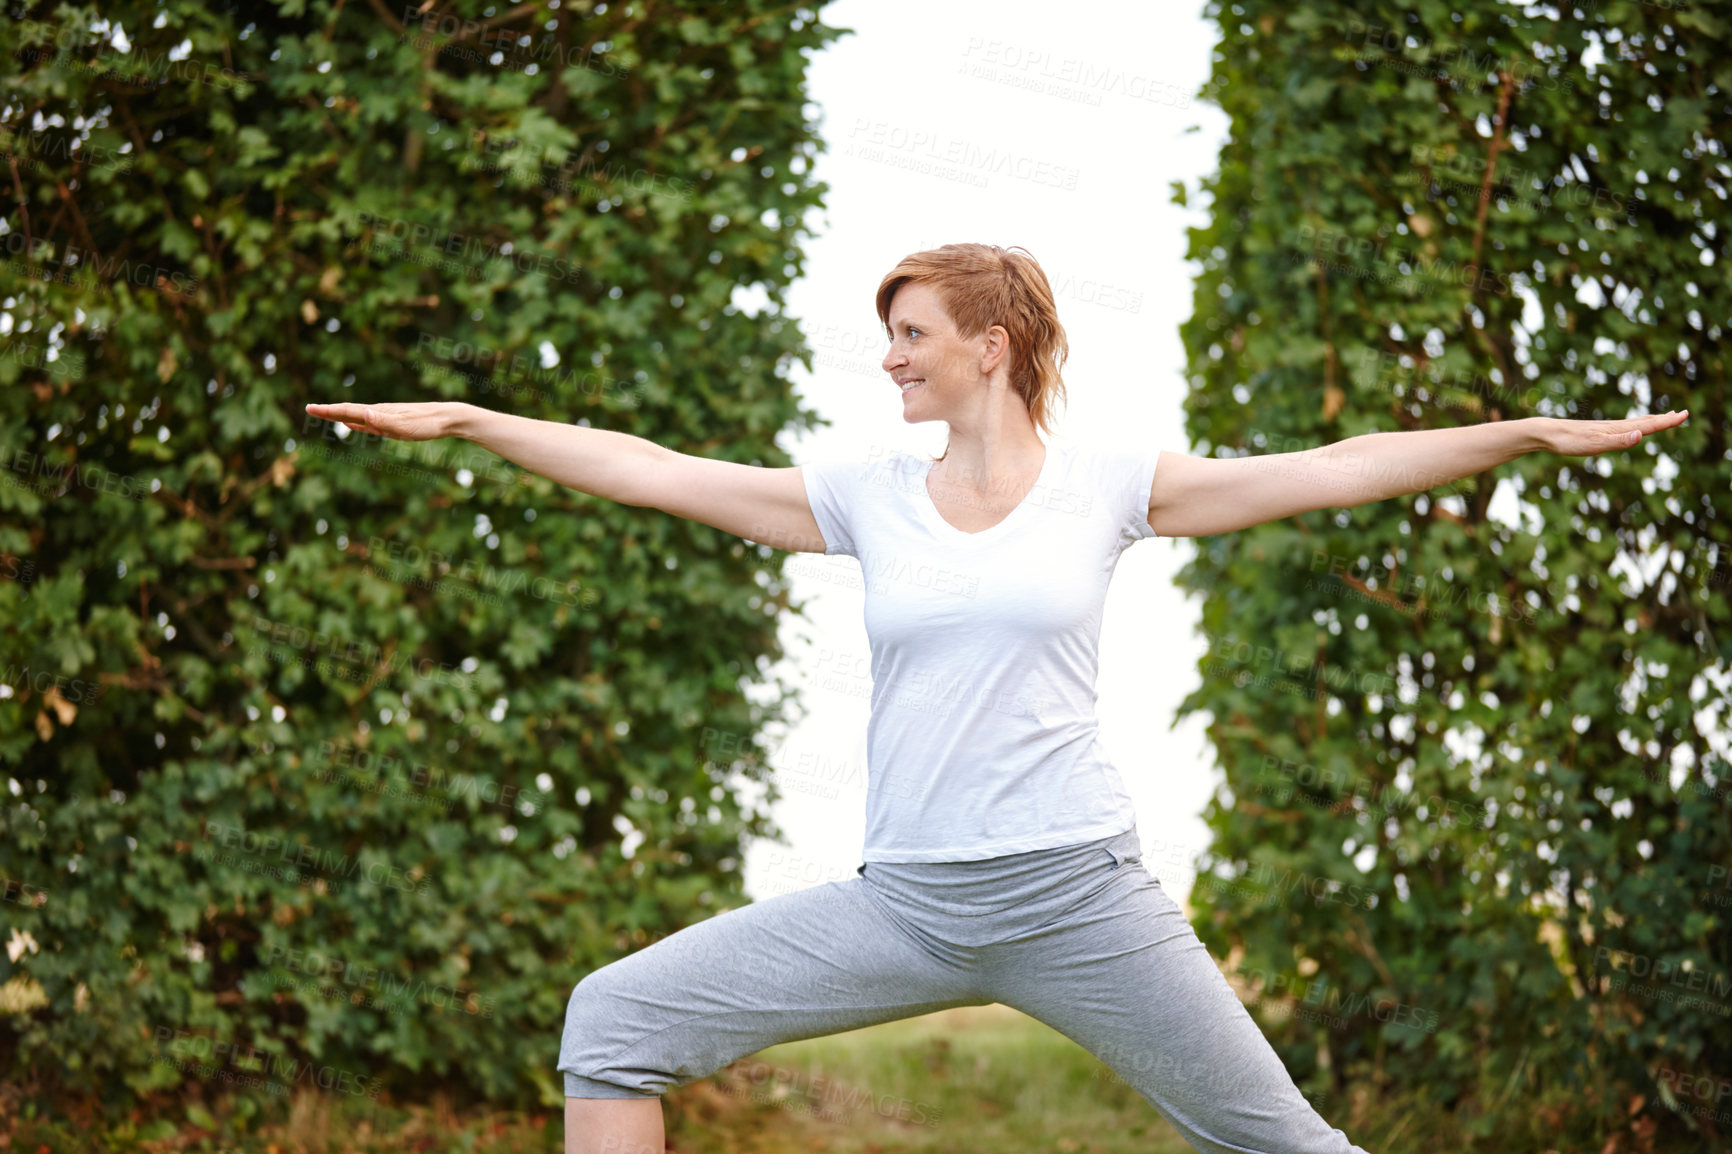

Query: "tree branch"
<box><xmin>9</xmin><ymin>154</ymin><xmax>32</xmax><ymax>264</ymax></box>
<box><xmin>1469</xmin><ymin>68</ymin><xmax>1516</xmax><ymax>282</ymax></box>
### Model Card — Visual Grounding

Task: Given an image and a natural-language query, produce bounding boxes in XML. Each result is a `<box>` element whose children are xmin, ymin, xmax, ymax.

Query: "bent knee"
<box><xmin>564</xmin><ymin>963</ymin><xmax>631</xmax><ymax>1025</ymax></box>
<box><xmin>560</xmin><ymin>966</ymin><xmax>671</xmax><ymax>1097</ymax></box>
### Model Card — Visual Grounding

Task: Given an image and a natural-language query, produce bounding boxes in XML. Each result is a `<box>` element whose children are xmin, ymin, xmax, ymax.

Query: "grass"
<box><xmin>1</xmin><ymin>1003</ymin><xmax>1593</xmax><ymax>1154</ymax></box>
<box><xmin>662</xmin><ymin>1003</ymin><xmax>1198</xmax><ymax>1154</ymax></box>
<box><xmin>2</xmin><ymin>1005</ymin><xmax>1202</xmax><ymax>1154</ymax></box>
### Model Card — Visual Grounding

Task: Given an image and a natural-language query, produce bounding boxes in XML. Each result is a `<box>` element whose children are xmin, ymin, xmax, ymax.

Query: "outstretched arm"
<box><xmin>1145</xmin><ymin>410</ymin><xmax>1690</xmax><ymax>538</ymax></box>
<box><xmin>304</xmin><ymin>400</ymin><xmax>660</xmax><ymax>504</ymax></box>
<box><xmin>303</xmin><ymin>400</ymin><xmax>833</xmax><ymax>552</ymax></box>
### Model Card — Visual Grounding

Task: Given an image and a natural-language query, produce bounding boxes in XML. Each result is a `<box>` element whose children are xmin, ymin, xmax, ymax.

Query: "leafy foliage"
<box><xmin>0</xmin><ymin>0</ymin><xmax>844</xmax><ymax>1114</ymax></box>
<box><xmin>1176</xmin><ymin>2</ymin><xmax>1730</xmax><ymax>1149</ymax></box>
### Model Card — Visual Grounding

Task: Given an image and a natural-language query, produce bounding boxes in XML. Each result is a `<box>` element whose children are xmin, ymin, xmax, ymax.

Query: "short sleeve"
<box><xmin>1096</xmin><ymin>444</ymin><xmax>1162</xmax><ymax>544</ymax></box>
<box><xmin>799</xmin><ymin>459</ymin><xmax>860</xmax><ymax>558</ymax></box>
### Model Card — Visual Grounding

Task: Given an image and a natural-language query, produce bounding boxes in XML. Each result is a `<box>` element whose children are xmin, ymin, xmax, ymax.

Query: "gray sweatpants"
<box><xmin>559</xmin><ymin>825</ymin><xmax>1371</xmax><ymax>1154</ymax></box>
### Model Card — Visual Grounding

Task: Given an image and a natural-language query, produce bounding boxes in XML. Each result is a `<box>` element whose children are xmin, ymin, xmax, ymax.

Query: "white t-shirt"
<box><xmin>800</xmin><ymin>436</ymin><xmax>1162</xmax><ymax>862</ymax></box>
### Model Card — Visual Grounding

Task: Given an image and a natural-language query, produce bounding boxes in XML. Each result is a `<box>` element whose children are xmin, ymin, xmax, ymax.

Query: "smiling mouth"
<box><xmin>900</xmin><ymin>380</ymin><xmax>924</xmax><ymax>394</ymax></box>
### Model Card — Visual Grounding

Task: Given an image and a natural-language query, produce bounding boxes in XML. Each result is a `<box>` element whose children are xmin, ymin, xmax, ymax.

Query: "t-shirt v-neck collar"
<box><xmin>915</xmin><ymin>441</ymin><xmax>1059</xmax><ymax>541</ymax></box>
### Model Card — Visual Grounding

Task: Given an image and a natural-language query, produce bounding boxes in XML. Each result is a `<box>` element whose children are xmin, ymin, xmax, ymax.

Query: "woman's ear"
<box><xmin>980</xmin><ymin>324</ymin><xmax>1011</xmax><ymax>375</ymax></box>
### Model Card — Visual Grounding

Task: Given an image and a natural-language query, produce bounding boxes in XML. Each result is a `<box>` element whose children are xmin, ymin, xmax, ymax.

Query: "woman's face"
<box><xmin>880</xmin><ymin>281</ymin><xmax>1002</xmax><ymax>423</ymax></box>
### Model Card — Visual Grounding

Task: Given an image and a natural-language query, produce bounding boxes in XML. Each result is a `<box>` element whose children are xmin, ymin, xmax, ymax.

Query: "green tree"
<box><xmin>1175</xmin><ymin>2</ymin><xmax>1729</xmax><ymax>1150</ymax></box>
<box><xmin>0</xmin><ymin>0</ymin><xmax>845</xmax><ymax>1118</ymax></box>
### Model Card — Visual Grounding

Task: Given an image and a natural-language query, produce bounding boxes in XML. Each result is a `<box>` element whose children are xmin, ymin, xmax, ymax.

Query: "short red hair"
<box><xmin>875</xmin><ymin>243</ymin><xmax>1069</xmax><ymax>459</ymax></box>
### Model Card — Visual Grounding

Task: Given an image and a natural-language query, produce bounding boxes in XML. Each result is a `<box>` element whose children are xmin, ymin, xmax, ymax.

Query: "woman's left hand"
<box><xmin>1540</xmin><ymin>410</ymin><xmax>1689</xmax><ymax>456</ymax></box>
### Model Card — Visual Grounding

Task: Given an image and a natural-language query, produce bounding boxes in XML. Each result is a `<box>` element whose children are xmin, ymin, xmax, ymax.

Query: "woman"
<box><xmin>307</xmin><ymin>243</ymin><xmax>1687</xmax><ymax>1154</ymax></box>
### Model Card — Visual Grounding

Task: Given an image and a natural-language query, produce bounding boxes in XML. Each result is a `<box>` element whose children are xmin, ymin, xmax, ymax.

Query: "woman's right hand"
<box><xmin>304</xmin><ymin>401</ymin><xmax>464</xmax><ymax>442</ymax></box>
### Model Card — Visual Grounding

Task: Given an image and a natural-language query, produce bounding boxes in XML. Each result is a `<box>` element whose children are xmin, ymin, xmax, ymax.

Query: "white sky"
<box><xmin>733</xmin><ymin>0</ymin><xmax>1232</xmax><ymax>913</ymax></box>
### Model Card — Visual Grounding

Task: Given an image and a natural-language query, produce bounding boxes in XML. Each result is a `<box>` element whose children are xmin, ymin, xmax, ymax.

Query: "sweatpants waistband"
<box><xmin>855</xmin><ymin>824</ymin><xmax>1143</xmax><ymax>923</ymax></box>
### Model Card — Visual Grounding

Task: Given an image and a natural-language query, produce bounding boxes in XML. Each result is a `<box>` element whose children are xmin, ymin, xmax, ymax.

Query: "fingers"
<box><xmin>1613</xmin><ymin>410</ymin><xmax>1689</xmax><ymax>448</ymax></box>
<box><xmin>305</xmin><ymin>402</ymin><xmax>378</xmax><ymax>432</ymax></box>
<box><xmin>1554</xmin><ymin>411</ymin><xmax>1689</xmax><ymax>457</ymax></box>
<box><xmin>305</xmin><ymin>403</ymin><xmax>364</xmax><ymax>423</ymax></box>
<box><xmin>1632</xmin><ymin>411</ymin><xmax>1689</xmax><ymax>434</ymax></box>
